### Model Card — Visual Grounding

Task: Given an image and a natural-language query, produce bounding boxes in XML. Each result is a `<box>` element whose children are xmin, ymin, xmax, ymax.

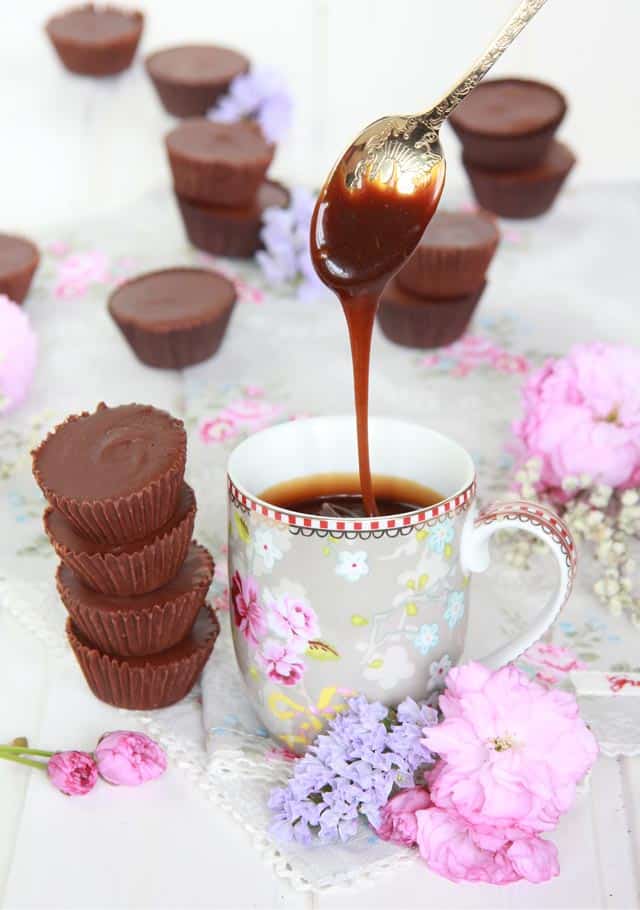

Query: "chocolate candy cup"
<box><xmin>145</xmin><ymin>44</ymin><xmax>249</xmax><ymax>117</ymax></box>
<box><xmin>57</xmin><ymin>542</ymin><xmax>214</xmax><ymax>657</ymax></box>
<box><xmin>68</xmin><ymin>605</ymin><xmax>219</xmax><ymax>709</ymax></box>
<box><xmin>176</xmin><ymin>180</ymin><xmax>290</xmax><ymax>258</ymax></box>
<box><xmin>0</xmin><ymin>233</ymin><xmax>40</xmax><ymax>304</ymax></box>
<box><xmin>44</xmin><ymin>483</ymin><xmax>196</xmax><ymax>595</ymax></box>
<box><xmin>463</xmin><ymin>141</ymin><xmax>576</xmax><ymax>220</ymax></box>
<box><xmin>450</xmin><ymin>78</ymin><xmax>567</xmax><ymax>172</ymax></box>
<box><xmin>166</xmin><ymin>119</ymin><xmax>275</xmax><ymax>207</ymax></box>
<box><xmin>397</xmin><ymin>210</ymin><xmax>499</xmax><ymax>299</ymax></box>
<box><xmin>108</xmin><ymin>268</ymin><xmax>237</xmax><ymax>369</ymax></box>
<box><xmin>45</xmin><ymin>4</ymin><xmax>144</xmax><ymax>77</ymax></box>
<box><xmin>377</xmin><ymin>279</ymin><xmax>485</xmax><ymax>349</ymax></box>
<box><xmin>32</xmin><ymin>403</ymin><xmax>187</xmax><ymax>544</ymax></box>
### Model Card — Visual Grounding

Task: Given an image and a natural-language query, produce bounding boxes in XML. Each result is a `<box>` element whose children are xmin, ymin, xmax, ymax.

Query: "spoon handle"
<box><xmin>425</xmin><ymin>0</ymin><xmax>549</xmax><ymax>132</ymax></box>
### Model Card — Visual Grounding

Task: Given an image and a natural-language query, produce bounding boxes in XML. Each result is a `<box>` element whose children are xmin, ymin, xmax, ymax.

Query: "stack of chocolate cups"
<box><xmin>32</xmin><ymin>402</ymin><xmax>219</xmax><ymax>710</ymax></box>
<box><xmin>451</xmin><ymin>78</ymin><xmax>575</xmax><ymax>219</ymax></box>
<box><xmin>377</xmin><ymin>210</ymin><xmax>500</xmax><ymax>349</ymax></box>
<box><xmin>166</xmin><ymin>117</ymin><xmax>289</xmax><ymax>258</ymax></box>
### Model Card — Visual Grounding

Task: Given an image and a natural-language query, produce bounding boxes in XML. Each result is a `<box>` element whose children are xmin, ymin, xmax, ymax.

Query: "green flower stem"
<box><xmin>0</xmin><ymin>745</ymin><xmax>54</xmax><ymax>758</ymax></box>
<box><xmin>0</xmin><ymin>752</ymin><xmax>48</xmax><ymax>771</ymax></box>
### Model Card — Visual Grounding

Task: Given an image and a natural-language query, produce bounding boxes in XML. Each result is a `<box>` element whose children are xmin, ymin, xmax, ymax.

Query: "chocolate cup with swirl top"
<box><xmin>67</xmin><ymin>605</ymin><xmax>220</xmax><ymax>709</ymax></box>
<box><xmin>56</xmin><ymin>541</ymin><xmax>214</xmax><ymax>657</ymax></box>
<box><xmin>32</xmin><ymin>403</ymin><xmax>187</xmax><ymax>544</ymax></box>
<box><xmin>44</xmin><ymin>483</ymin><xmax>196</xmax><ymax>596</ymax></box>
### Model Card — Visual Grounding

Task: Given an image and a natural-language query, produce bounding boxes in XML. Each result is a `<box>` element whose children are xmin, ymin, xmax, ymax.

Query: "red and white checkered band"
<box><xmin>227</xmin><ymin>477</ymin><xmax>477</xmax><ymax>533</ymax></box>
<box><xmin>478</xmin><ymin>500</ymin><xmax>577</xmax><ymax>577</ymax></box>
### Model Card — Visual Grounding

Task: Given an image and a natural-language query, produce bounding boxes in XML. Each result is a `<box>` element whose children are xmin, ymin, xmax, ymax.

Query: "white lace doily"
<box><xmin>1</xmin><ymin>185</ymin><xmax>639</xmax><ymax>891</ymax></box>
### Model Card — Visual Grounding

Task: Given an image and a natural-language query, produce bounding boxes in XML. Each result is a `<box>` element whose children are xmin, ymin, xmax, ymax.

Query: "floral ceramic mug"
<box><xmin>227</xmin><ymin>416</ymin><xmax>576</xmax><ymax>752</ymax></box>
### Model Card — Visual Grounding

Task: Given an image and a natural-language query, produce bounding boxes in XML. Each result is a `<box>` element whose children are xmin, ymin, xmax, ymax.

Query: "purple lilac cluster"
<box><xmin>268</xmin><ymin>696</ymin><xmax>438</xmax><ymax>845</ymax></box>
<box><xmin>256</xmin><ymin>188</ymin><xmax>325</xmax><ymax>302</ymax></box>
<box><xmin>208</xmin><ymin>67</ymin><xmax>293</xmax><ymax>144</ymax></box>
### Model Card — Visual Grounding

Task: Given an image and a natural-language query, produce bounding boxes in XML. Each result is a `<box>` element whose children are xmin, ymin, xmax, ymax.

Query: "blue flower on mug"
<box><xmin>335</xmin><ymin>550</ymin><xmax>369</xmax><ymax>583</ymax></box>
<box><xmin>444</xmin><ymin>590</ymin><xmax>465</xmax><ymax>629</ymax></box>
<box><xmin>412</xmin><ymin>623</ymin><xmax>440</xmax><ymax>655</ymax></box>
<box><xmin>427</xmin><ymin>519</ymin><xmax>454</xmax><ymax>555</ymax></box>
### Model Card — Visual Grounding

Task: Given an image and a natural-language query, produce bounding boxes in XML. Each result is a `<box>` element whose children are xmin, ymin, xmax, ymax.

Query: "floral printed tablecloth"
<box><xmin>1</xmin><ymin>180</ymin><xmax>639</xmax><ymax>891</ymax></box>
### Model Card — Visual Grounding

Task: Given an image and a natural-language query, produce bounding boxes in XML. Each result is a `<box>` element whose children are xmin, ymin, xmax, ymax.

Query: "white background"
<box><xmin>1</xmin><ymin>0</ymin><xmax>639</xmax><ymax>233</ymax></box>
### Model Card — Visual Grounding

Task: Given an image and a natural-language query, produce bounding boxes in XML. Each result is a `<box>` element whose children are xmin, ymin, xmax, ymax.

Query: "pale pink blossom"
<box><xmin>95</xmin><ymin>731</ymin><xmax>167</xmax><ymax>786</ymax></box>
<box><xmin>47</xmin><ymin>240</ymin><xmax>70</xmax><ymax>256</ymax></box>
<box><xmin>514</xmin><ymin>343</ymin><xmax>640</xmax><ymax>493</ymax></box>
<box><xmin>421</xmin><ymin>335</ymin><xmax>530</xmax><ymax>377</ymax></box>
<box><xmin>522</xmin><ymin>642</ymin><xmax>587</xmax><ymax>686</ymax></box>
<box><xmin>54</xmin><ymin>250</ymin><xmax>110</xmax><ymax>299</ymax></box>
<box><xmin>423</xmin><ymin>662</ymin><xmax>598</xmax><ymax>834</ymax></box>
<box><xmin>199</xmin><ymin>416</ymin><xmax>237</xmax><ymax>444</ymax></box>
<box><xmin>245</xmin><ymin>384</ymin><xmax>264</xmax><ymax>398</ymax></box>
<box><xmin>223</xmin><ymin>398</ymin><xmax>283</xmax><ymax>430</ymax></box>
<box><xmin>231</xmin><ymin>571</ymin><xmax>266</xmax><ymax>647</ymax></box>
<box><xmin>268</xmin><ymin>593</ymin><xmax>319</xmax><ymax>646</ymax></box>
<box><xmin>0</xmin><ymin>295</ymin><xmax>37</xmax><ymax>413</ymax></box>
<box><xmin>256</xmin><ymin>639</ymin><xmax>304</xmax><ymax>686</ymax></box>
<box><xmin>47</xmin><ymin>751</ymin><xmax>98</xmax><ymax>796</ymax></box>
<box><xmin>415</xmin><ymin>807</ymin><xmax>559</xmax><ymax>885</ymax></box>
<box><xmin>376</xmin><ymin>787</ymin><xmax>432</xmax><ymax>846</ymax></box>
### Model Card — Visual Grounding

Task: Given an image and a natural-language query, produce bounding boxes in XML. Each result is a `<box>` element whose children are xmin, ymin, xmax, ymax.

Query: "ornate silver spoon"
<box><xmin>341</xmin><ymin>0</ymin><xmax>549</xmax><ymax>197</ymax></box>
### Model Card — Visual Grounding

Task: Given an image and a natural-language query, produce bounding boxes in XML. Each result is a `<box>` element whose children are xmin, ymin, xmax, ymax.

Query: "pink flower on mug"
<box><xmin>423</xmin><ymin>662</ymin><xmax>598</xmax><ymax>834</ymax></box>
<box><xmin>522</xmin><ymin>642</ymin><xmax>587</xmax><ymax>686</ymax></box>
<box><xmin>415</xmin><ymin>806</ymin><xmax>559</xmax><ymax>885</ymax></box>
<box><xmin>376</xmin><ymin>787</ymin><xmax>432</xmax><ymax>846</ymax></box>
<box><xmin>231</xmin><ymin>570</ymin><xmax>266</xmax><ymax>648</ymax></box>
<box><xmin>257</xmin><ymin>639</ymin><xmax>304</xmax><ymax>686</ymax></box>
<box><xmin>47</xmin><ymin>750</ymin><xmax>98</xmax><ymax>796</ymax></box>
<box><xmin>513</xmin><ymin>342</ymin><xmax>640</xmax><ymax>493</ymax></box>
<box><xmin>53</xmin><ymin>250</ymin><xmax>110</xmax><ymax>299</ymax></box>
<box><xmin>268</xmin><ymin>592</ymin><xmax>319</xmax><ymax>646</ymax></box>
<box><xmin>199</xmin><ymin>416</ymin><xmax>237</xmax><ymax>445</ymax></box>
<box><xmin>95</xmin><ymin>731</ymin><xmax>167</xmax><ymax>786</ymax></box>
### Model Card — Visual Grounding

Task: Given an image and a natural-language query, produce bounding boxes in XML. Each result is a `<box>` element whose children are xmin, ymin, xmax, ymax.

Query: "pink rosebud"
<box><xmin>375</xmin><ymin>787</ymin><xmax>432</xmax><ymax>846</ymax></box>
<box><xmin>95</xmin><ymin>731</ymin><xmax>167</xmax><ymax>786</ymax></box>
<box><xmin>47</xmin><ymin>751</ymin><xmax>98</xmax><ymax>796</ymax></box>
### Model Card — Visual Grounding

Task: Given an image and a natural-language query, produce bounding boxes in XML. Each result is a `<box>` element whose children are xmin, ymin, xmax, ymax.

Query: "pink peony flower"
<box><xmin>268</xmin><ymin>594</ymin><xmax>318</xmax><ymax>645</ymax></box>
<box><xmin>522</xmin><ymin>642</ymin><xmax>587</xmax><ymax>686</ymax></box>
<box><xmin>256</xmin><ymin>639</ymin><xmax>304</xmax><ymax>686</ymax></box>
<box><xmin>415</xmin><ymin>807</ymin><xmax>559</xmax><ymax>885</ymax></box>
<box><xmin>53</xmin><ymin>250</ymin><xmax>110</xmax><ymax>299</ymax></box>
<box><xmin>376</xmin><ymin>787</ymin><xmax>432</xmax><ymax>846</ymax></box>
<box><xmin>95</xmin><ymin>731</ymin><xmax>167</xmax><ymax>786</ymax></box>
<box><xmin>0</xmin><ymin>295</ymin><xmax>37</xmax><ymax>413</ymax></box>
<box><xmin>423</xmin><ymin>662</ymin><xmax>598</xmax><ymax>834</ymax></box>
<box><xmin>47</xmin><ymin>750</ymin><xmax>98</xmax><ymax>796</ymax></box>
<box><xmin>231</xmin><ymin>571</ymin><xmax>266</xmax><ymax>647</ymax></box>
<box><xmin>513</xmin><ymin>342</ymin><xmax>640</xmax><ymax>492</ymax></box>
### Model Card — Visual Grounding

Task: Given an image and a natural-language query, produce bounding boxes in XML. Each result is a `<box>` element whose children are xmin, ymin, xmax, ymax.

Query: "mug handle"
<box><xmin>460</xmin><ymin>500</ymin><xmax>577</xmax><ymax>669</ymax></box>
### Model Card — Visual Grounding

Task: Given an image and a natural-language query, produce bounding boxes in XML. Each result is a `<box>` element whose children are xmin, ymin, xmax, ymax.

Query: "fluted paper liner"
<box><xmin>67</xmin><ymin>605</ymin><xmax>220</xmax><ymax>710</ymax></box>
<box><xmin>44</xmin><ymin>486</ymin><xmax>196</xmax><ymax>596</ymax></box>
<box><xmin>56</xmin><ymin>543</ymin><xmax>213</xmax><ymax>657</ymax></box>
<box><xmin>32</xmin><ymin>405</ymin><xmax>187</xmax><ymax>544</ymax></box>
<box><xmin>378</xmin><ymin>280</ymin><xmax>486</xmax><ymax>350</ymax></box>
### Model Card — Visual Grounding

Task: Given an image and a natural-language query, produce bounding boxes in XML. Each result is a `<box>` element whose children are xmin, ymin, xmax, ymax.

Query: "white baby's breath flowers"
<box><xmin>503</xmin><ymin>457</ymin><xmax>640</xmax><ymax>626</ymax></box>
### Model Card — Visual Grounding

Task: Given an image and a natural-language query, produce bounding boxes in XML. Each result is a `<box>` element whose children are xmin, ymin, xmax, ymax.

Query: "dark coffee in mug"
<box><xmin>260</xmin><ymin>472</ymin><xmax>444</xmax><ymax>518</ymax></box>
